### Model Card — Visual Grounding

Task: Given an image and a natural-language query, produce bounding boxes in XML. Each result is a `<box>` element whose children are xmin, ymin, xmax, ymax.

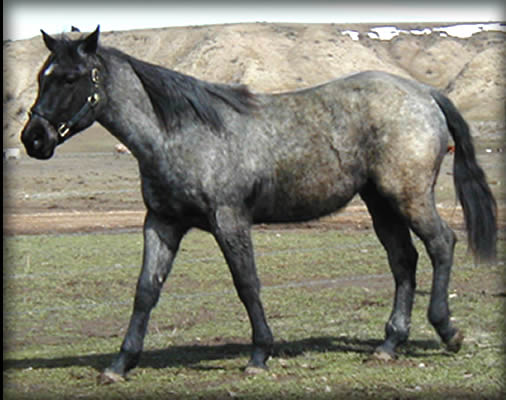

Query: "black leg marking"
<box><xmin>361</xmin><ymin>185</ymin><xmax>418</xmax><ymax>359</ymax></box>
<box><xmin>402</xmin><ymin>195</ymin><xmax>462</xmax><ymax>353</ymax></box>
<box><xmin>98</xmin><ymin>212</ymin><xmax>187</xmax><ymax>383</ymax></box>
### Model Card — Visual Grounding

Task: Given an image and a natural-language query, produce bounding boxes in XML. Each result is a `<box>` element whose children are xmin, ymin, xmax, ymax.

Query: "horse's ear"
<box><xmin>79</xmin><ymin>25</ymin><xmax>100</xmax><ymax>55</ymax></box>
<box><xmin>41</xmin><ymin>30</ymin><xmax>58</xmax><ymax>52</ymax></box>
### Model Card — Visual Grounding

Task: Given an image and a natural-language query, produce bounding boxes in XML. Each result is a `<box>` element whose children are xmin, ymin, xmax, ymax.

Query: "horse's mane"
<box><xmin>102</xmin><ymin>47</ymin><xmax>256</xmax><ymax>132</ymax></box>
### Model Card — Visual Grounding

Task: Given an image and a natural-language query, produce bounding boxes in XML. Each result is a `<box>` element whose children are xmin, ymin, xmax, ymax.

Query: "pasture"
<box><xmin>4</xmin><ymin>226</ymin><xmax>505</xmax><ymax>399</ymax></box>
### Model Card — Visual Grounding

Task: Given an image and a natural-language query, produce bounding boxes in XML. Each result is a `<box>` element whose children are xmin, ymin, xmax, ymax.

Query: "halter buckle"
<box><xmin>88</xmin><ymin>92</ymin><xmax>100</xmax><ymax>107</ymax></box>
<box><xmin>91</xmin><ymin>68</ymin><xmax>100</xmax><ymax>84</ymax></box>
<box><xmin>57</xmin><ymin>122</ymin><xmax>70</xmax><ymax>138</ymax></box>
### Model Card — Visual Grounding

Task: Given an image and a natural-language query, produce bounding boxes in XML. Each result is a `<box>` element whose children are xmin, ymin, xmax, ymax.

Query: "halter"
<box><xmin>28</xmin><ymin>67</ymin><xmax>102</xmax><ymax>141</ymax></box>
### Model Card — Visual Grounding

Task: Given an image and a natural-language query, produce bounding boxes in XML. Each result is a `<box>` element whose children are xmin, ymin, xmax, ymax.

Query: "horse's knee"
<box><xmin>134</xmin><ymin>279</ymin><xmax>162</xmax><ymax>311</ymax></box>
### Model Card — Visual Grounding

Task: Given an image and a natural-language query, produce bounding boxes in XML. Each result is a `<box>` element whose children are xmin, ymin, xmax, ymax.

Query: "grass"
<box><xmin>3</xmin><ymin>227</ymin><xmax>505</xmax><ymax>399</ymax></box>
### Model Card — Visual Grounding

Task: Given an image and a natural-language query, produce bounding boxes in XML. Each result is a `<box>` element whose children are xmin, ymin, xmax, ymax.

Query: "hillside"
<box><xmin>3</xmin><ymin>22</ymin><xmax>505</xmax><ymax>147</ymax></box>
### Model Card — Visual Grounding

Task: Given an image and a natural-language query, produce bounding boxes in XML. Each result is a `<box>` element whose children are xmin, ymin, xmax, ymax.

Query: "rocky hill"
<box><xmin>3</xmin><ymin>22</ymin><xmax>505</xmax><ymax>147</ymax></box>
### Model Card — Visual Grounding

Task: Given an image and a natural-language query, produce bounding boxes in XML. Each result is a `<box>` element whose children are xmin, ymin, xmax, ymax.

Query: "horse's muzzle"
<box><xmin>21</xmin><ymin>115</ymin><xmax>59</xmax><ymax>160</ymax></box>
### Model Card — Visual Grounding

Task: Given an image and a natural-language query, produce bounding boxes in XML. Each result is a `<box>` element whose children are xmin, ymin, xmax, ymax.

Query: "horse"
<box><xmin>21</xmin><ymin>26</ymin><xmax>497</xmax><ymax>384</ymax></box>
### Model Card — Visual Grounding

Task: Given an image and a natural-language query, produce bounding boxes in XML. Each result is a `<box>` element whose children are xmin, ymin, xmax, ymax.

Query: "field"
<box><xmin>4</xmin><ymin>227</ymin><xmax>505</xmax><ymax>399</ymax></box>
<box><xmin>3</xmin><ymin>126</ymin><xmax>505</xmax><ymax>399</ymax></box>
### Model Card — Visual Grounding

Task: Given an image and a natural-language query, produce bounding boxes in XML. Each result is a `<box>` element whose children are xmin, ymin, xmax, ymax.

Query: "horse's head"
<box><xmin>21</xmin><ymin>26</ymin><xmax>106</xmax><ymax>159</ymax></box>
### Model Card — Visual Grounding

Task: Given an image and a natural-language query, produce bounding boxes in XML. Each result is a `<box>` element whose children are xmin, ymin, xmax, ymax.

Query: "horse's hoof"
<box><xmin>244</xmin><ymin>364</ymin><xmax>268</xmax><ymax>375</ymax></box>
<box><xmin>97</xmin><ymin>370</ymin><xmax>125</xmax><ymax>385</ymax></box>
<box><xmin>370</xmin><ymin>349</ymin><xmax>396</xmax><ymax>362</ymax></box>
<box><xmin>446</xmin><ymin>329</ymin><xmax>464</xmax><ymax>353</ymax></box>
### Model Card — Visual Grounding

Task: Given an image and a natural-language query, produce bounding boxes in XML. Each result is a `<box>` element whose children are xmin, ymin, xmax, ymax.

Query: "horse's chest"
<box><xmin>140</xmin><ymin>174</ymin><xmax>207</xmax><ymax>222</ymax></box>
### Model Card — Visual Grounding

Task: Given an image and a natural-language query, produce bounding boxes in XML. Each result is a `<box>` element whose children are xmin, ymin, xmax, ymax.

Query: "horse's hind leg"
<box><xmin>402</xmin><ymin>196</ymin><xmax>462</xmax><ymax>352</ymax></box>
<box><xmin>360</xmin><ymin>183</ymin><xmax>419</xmax><ymax>359</ymax></box>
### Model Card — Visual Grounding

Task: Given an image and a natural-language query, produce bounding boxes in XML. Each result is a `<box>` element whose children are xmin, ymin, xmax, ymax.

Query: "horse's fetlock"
<box><xmin>385</xmin><ymin>319</ymin><xmax>409</xmax><ymax>343</ymax></box>
<box><xmin>428</xmin><ymin>306</ymin><xmax>451</xmax><ymax>334</ymax></box>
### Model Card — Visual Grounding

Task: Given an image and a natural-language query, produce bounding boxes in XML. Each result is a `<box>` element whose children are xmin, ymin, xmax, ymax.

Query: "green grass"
<box><xmin>3</xmin><ymin>228</ymin><xmax>505</xmax><ymax>399</ymax></box>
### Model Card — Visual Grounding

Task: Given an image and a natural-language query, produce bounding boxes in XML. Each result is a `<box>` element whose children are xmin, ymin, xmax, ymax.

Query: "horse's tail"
<box><xmin>431</xmin><ymin>89</ymin><xmax>497</xmax><ymax>263</ymax></box>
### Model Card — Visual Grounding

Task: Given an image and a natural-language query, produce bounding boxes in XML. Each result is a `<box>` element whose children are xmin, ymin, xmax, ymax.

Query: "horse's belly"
<box><xmin>256</xmin><ymin>168</ymin><xmax>360</xmax><ymax>223</ymax></box>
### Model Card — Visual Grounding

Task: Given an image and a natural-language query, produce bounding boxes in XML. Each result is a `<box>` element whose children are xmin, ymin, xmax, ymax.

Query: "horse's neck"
<box><xmin>96</xmin><ymin>53</ymin><xmax>165</xmax><ymax>158</ymax></box>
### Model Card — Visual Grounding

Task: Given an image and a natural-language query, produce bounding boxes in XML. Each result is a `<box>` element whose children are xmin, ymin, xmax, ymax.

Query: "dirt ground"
<box><xmin>4</xmin><ymin>204</ymin><xmax>469</xmax><ymax>236</ymax></box>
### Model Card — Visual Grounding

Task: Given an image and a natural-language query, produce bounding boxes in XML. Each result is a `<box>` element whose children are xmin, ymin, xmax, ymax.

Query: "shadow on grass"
<box><xmin>3</xmin><ymin>335</ymin><xmax>445</xmax><ymax>373</ymax></box>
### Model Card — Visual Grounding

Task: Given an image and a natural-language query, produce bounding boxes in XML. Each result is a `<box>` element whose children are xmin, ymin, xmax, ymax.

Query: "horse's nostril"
<box><xmin>28</xmin><ymin>125</ymin><xmax>47</xmax><ymax>150</ymax></box>
<box><xmin>22</xmin><ymin>120</ymin><xmax>50</xmax><ymax>156</ymax></box>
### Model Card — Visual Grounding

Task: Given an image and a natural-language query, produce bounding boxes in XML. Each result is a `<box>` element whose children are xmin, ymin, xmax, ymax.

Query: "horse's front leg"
<box><xmin>211</xmin><ymin>206</ymin><xmax>273</xmax><ymax>373</ymax></box>
<box><xmin>98</xmin><ymin>212</ymin><xmax>187</xmax><ymax>384</ymax></box>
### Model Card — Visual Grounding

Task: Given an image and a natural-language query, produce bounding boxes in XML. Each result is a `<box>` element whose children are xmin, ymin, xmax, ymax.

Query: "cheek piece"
<box><xmin>28</xmin><ymin>67</ymin><xmax>101</xmax><ymax>142</ymax></box>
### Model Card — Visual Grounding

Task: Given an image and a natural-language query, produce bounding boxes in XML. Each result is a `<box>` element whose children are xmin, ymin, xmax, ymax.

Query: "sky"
<box><xmin>3</xmin><ymin>1</ymin><xmax>505</xmax><ymax>41</ymax></box>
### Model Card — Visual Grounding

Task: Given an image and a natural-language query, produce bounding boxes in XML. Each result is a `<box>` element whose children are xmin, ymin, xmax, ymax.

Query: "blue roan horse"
<box><xmin>21</xmin><ymin>27</ymin><xmax>497</xmax><ymax>383</ymax></box>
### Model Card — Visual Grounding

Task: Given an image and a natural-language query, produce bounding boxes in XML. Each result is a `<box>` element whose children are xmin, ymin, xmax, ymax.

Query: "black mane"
<box><xmin>102</xmin><ymin>47</ymin><xmax>256</xmax><ymax>132</ymax></box>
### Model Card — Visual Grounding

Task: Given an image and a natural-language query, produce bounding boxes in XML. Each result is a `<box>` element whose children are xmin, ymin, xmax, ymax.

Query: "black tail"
<box><xmin>431</xmin><ymin>90</ymin><xmax>497</xmax><ymax>263</ymax></box>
